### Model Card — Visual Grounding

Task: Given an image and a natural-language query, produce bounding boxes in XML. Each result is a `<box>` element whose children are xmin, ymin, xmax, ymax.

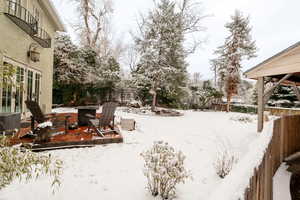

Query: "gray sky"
<box><xmin>51</xmin><ymin>0</ymin><xmax>300</xmax><ymax>80</ymax></box>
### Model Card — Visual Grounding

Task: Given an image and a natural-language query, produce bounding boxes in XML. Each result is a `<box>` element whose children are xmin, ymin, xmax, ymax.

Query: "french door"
<box><xmin>0</xmin><ymin>63</ymin><xmax>41</xmax><ymax>114</ymax></box>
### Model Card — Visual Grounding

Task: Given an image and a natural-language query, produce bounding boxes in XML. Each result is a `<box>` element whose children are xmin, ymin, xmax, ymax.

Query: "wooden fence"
<box><xmin>243</xmin><ymin>115</ymin><xmax>300</xmax><ymax>200</ymax></box>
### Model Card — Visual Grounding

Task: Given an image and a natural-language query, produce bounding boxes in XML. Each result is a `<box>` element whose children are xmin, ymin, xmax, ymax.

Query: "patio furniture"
<box><xmin>25</xmin><ymin>100</ymin><xmax>71</xmax><ymax>136</ymax></box>
<box><xmin>77</xmin><ymin>106</ymin><xmax>99</xmax><ymax>126</ymax></box>
<box><xmin>0</xmin><ymin>113</ymin><xmax>21</xmax><ymax>135</ymax></box>
<box><xmin>86</xmin><ymin>102</ymin><xmax>118</xmax><ymax>137</ymax></box>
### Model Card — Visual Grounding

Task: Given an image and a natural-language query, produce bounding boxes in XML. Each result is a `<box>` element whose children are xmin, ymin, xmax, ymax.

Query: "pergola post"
<box><xmin>257</xmin><ymin>77</ymin><xmax>265</xmax><ymax>132</ymax></box>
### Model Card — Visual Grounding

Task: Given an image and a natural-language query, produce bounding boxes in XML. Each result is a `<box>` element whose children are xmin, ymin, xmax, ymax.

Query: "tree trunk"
<box><xmin>151</xmin><ymin>92</ymin><xmax>157</xmax><ymax>112</ymax></box>
<box><xmin>226</xmin><ymin>94</ymin><xmax>231</xmax><ymax>112</ymax></box>
<box><xmin>73</xmin><ymin>92</ymin><xmax>77</xmax><ymax>104</ymax></box>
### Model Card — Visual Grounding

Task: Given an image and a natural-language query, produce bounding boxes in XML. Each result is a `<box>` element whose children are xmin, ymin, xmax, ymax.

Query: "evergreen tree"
<box><xmin>54</xmin><ymin>33</ymin><xmax>86</xmax><ymax>85</ymax></box>
<box><xmin>132</xmin><ymin>0</ymin><xmax>203</xmax><ymax>111</ymax></box>
<box><xmin>212</xmin><ymin>10</ymin><xmax>257</xmax><ymax>111</ymax></box>
<box><xmin>268</xmin><ymin>85</ymin><xmax>297</xmax><ymax>108</ymax></box>
<box><xmin>252</xmin><ymin>87</ymin><xmax>258</xmax><ymax>105</ymax></box>
<box><xmin>53</xmin><ymin>33</ymin><xmax>121</xmax><ymax>104</ymax></box>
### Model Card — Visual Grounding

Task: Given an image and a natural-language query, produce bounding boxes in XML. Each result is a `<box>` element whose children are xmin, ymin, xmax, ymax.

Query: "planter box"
<box><xmin>121</xmin><ymin>118</ymin><xmax>135</xmax><ymax>131</ymax></box>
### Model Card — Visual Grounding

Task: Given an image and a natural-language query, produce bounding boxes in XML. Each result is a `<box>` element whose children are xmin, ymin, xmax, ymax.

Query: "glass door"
<box><xmin>1</xmin><ymin>84</ymin><xmax>12</xmax><ymax>113</ymax></box>
<box><xmin>0</xmin><ymin>63</ymin><xmax>41</xmax><ymax>114</ymax></box>
<box><xmin>15</xmin><ymin>67</ymin><xmax>25</xmax><ymax>113</ymax></box>
<box><xmin>34</xmin><ymin>73</ymin><xmax>41</xmax><ymax>103</ymax></box>
<box><xmin>26</xmin><ymin>70</ymin><xmax>33</xmax><ymax>101</ymax></box>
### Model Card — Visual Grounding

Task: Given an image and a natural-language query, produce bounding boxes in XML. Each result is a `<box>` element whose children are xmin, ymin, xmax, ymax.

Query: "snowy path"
<box><xmin>0</xmin><ymin>110</ymin><xmax>258</xmax><ymax>200</ymax></box>
<box><xmin>273</xmin><ymin>164</ymin><xmax>291</xmax><ymax>200</ymax></box>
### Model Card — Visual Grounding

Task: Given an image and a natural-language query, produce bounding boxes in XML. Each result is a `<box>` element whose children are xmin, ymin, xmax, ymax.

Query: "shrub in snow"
<box><xmin>230</xmin><ymin>115</ymin><xmax>253</xmax><ymax>123</ymax></box>
<box><xmin>214</xmin><ymin>138</ymin><xmax>238</xmax><ymax>179</ymax></box>
<box><xmin>0</xmin><ymin>137</ymin><xmax>63</xmax><ymax>191</ymax></box>
<box><xmin>141</xmin><ymin>141</ymin><xmax>190</xmax><ymax>199</ymax></box>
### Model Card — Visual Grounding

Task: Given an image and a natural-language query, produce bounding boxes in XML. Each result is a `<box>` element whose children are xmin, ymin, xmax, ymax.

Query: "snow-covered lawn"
<box><xmin>0</xmin><ymin>109</ymin><xmax>259</xmax><ymax>200</ymax></box>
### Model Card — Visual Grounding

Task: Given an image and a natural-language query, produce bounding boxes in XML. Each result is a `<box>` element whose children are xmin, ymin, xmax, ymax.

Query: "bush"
<box><xmin>0</xmin><ymin>137</ymin><xmax>63</xmax><ymax>191</ymax></box>
<box><xmin>230</xmin><ymin>115</ymin><xmax>254</xmax><ymax>123</ymax></box>
<box><xmin>230</xmin><ymin>104</ymin><xmax>257</xmax><ymax>114</ymax></box>
<box><xmin>141</xmin><ymin>141</ymin><xmax>190</xmax><ymax>199</ymax></box>
<box><xmin>214</xmin><ymin>138</ymin><xmax>238</xmax><ymax>179</ymax></box>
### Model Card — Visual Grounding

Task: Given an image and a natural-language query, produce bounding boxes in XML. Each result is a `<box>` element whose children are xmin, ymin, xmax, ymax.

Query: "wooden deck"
<box><xmin>9</xmin><ymin>113</ymin><xmax>123</xmax><ymax>151</ymax></box>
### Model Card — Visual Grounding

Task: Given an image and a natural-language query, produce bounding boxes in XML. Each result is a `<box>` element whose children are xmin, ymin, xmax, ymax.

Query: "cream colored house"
<box><xmin>0</xmin><ymin>0</ymin><xmax>65</xmax><ymax>116</ymax></box>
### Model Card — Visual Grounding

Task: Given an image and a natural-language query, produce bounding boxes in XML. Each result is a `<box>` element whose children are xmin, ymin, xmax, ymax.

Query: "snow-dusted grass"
<box><xmin>0</xmin><ymin>109</ymin><xmax>261</xmax><ymax>200</ymax></box>
<box><xmin>208</xmin><ymin>122</ymin><xmax>273</xmax><ymax>200</ymax></box>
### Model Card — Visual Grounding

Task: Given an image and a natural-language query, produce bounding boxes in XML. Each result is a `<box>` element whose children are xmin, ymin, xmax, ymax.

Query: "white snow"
<box><xmin>208</xmin><ymin>122</ymin><xmax>273</xmax><ymax>200</ymax></box>
<box><xmin>0</xmin><ymin>109</ymin><xmax>267</xmax><ymax>200</ymax></box>
<box><xmin>273</xmin><ymin>164</ymin><xmax>291</xmax><ymax>200</ymax></box>
<box><xmin>37</xmin><ymin>121</ymin><xmax>53</xmax><ymax>128</ymax></box>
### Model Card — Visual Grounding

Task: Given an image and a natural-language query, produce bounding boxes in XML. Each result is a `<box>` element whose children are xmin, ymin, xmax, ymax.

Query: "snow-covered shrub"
<box><xmin>214</xmin><ymin>138</ymin><xmax>238</xmax><ymax>179</ymax></box>
<box><xmin>230</xmin><ymin>115</ymin><xmax>253</xmax><ymax>123</ymax></box>
<box><xmin>0</xmin><ymin>137</ymin><xmax>63</xmax><ymax>191</ymax></box>
<box><xmin>141</xmin><ymin>141</ymin><xmax>190</xmax><ymax>199</ymax></box>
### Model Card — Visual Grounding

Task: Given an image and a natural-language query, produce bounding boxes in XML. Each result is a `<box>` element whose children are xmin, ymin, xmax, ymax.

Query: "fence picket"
<box><xmin>243</xmin><ymin>115</ymin><xmax>300</xmax><ymax>199</ymax></box>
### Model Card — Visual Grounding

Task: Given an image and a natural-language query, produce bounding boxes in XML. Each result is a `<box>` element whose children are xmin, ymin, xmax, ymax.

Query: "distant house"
<box><xmin>0</xmin><ymin>0</ymin><xmax>65</xmax><ymax>116</ymax></box>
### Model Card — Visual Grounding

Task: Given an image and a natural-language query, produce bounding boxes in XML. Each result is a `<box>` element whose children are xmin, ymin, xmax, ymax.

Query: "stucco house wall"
<box><xmin>0</xmin><ymin>0</ymin><xmax>65</xmax><ymax>115</ymax></box>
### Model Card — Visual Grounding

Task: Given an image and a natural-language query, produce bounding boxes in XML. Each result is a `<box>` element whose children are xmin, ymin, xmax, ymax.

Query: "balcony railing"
<box><xmin>32</xmin><ymin>28</ymin><xmax>51</xmax><ymax>48</ymax></box>
<box><xmin>4</xmin><ymin>0</ymin><xmax>38</xmax><ymax>35</ymax></box>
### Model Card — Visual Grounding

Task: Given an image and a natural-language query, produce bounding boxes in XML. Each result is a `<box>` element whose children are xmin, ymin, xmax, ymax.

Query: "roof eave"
<box><xmin>40</xmin><ymin>0</ymin><xmax>66</xmax><ymax>32</ymax></box>
<box><xmin>244</xmin><ymin>41</ymin><xmax>300</xmax><ymax>78</ymax></box>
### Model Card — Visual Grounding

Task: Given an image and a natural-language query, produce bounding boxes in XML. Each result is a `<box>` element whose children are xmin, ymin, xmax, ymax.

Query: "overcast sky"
<box><xmin>51</xmin><ymin>0</ymin><xmax>300</xmax><ymax>80</ymax></box>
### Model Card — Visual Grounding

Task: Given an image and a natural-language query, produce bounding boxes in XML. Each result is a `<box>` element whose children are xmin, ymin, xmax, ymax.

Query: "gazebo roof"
<box><xmin>244</xmin><ymin>41</ymin><xmax>300</xmax><ymax>85</ymax></box>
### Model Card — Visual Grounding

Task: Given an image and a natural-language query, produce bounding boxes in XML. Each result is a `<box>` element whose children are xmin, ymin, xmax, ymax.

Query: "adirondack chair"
<box><xmin>25</xmin><ymin>100</ymin><xmax>71</xmax><ymax>136</ymax></box>
<box><xmin>86</xmin><ymin>102</ymin><xmax>118</xmax><ymax>137</ymax></box>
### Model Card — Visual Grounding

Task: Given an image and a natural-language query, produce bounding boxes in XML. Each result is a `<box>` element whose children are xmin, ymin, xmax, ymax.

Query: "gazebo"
<box><xmin>245</xmin><ymin>41</ymin><xmax>300</xmax><ymax>132</ymax></box>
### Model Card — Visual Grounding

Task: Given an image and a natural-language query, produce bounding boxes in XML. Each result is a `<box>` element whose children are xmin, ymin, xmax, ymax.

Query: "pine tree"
<box><xmin>268</xmin><ymin>85</ymin><xmax>297</xmax><ymax>108</ymax></box>
<box><xmin>132</xmin><ymin>0</ymin><xmax>204</xmax><ymax>111</ymax></box>
<box><xmin>212</xmin><ymin>10</ymin><xmax>257</xmax><ymax>111</ymax></box>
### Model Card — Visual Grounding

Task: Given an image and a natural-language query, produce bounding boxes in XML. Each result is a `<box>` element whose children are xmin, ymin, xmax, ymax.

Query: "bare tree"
<box><xmin>72</xmin><ymin>0</ymin><xmax>113</xmax><ymax>54</ymax></box>
<box><xmin>178</xmin><ymin>0</ymin><xmax>208</xmax><ymax>54</ymax></box>
<box><xmin>124</xmin><ymin>45</ymin><xmax>139</xmax><ymax>71</ymax></box>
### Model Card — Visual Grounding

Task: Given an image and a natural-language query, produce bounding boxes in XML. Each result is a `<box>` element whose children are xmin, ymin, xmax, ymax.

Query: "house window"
<box><xmin>8</xmin><ymin>0</ymin><xmax>21</xmax><ymax>16</ymax></box>
<box><xmin>33</xmin><ymin>6</ymin><xmax>42</xmax><ymax>27</ymax></box>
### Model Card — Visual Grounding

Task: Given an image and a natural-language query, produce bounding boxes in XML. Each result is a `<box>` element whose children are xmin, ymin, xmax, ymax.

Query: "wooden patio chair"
<box><xmin>25</xmin><ymin>100</ymin><xmax>71</xmax><ymax>136</ymax></box>
<box><xmin>86</xmin><ymin>102</ymin><xmax>118</xmax><ymax>137</ymax></box>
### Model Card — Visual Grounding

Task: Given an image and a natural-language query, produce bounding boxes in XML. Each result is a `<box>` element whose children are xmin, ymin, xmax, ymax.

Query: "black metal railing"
<box><xmin>32</xmin><ymin>28</ymin><xmax>51</xmax><ymax>48</ymax></box>
<box><xmin>4</xmin><ymin>0</ymin><xmax>52</xmax><ymax>48</ymax></box>
<box><xmin>4</xmin><ymin>0</ymin><xmax>38</xmax><ymax>35</ymax></box>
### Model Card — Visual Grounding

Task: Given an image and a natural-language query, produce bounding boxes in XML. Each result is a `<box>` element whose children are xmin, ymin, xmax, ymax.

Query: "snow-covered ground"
<box><xmin>273</xmin><ymin>164</ymin><xmax>291</xmax><ymax>200</ymax></box>
<box><xmin>0</xmin><ymin>109</ymin><xmax>262</xmax><ymax>200</ymax></box>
